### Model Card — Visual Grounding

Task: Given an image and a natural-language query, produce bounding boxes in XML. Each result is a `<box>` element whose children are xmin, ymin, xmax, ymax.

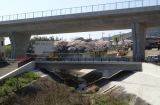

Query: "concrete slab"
<box><xmin>0</xmin><ymin>62</ymin><xmax>18</xmax><ymax>77</ymax></box>
<box><xmin>98</xmin><ymin>72</ymin><xmax>160</xmax><ymax>105</ymax></box>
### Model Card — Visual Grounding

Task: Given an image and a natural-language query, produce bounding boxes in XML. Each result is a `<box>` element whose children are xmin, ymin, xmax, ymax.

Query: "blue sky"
<box><xmin>0</xmin><ymin>0</ymin><xmax>158</xmax><ymax>45</ymax></box>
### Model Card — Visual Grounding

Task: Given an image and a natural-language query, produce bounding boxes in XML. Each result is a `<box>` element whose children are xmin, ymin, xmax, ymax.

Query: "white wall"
<box><xmin>142</xmin><ymin>63</ymin><xmax>160</xmax><ymax>77</ymax></box>
<box><xmin>35</xmin><ymin>41</ymin><xmax>57</xmax><ymax>54</ymax></box>
<box><xmin>0</xmin><ymin>62</ymin><xmax>35</xmax><ymax>81</ymax></box>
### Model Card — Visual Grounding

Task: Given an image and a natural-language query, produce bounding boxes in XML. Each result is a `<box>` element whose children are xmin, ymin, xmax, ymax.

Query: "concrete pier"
<box><xmin>8</xmin><ymin>32</ymin><xmax>31</xmax><ymax>59</ymax></box>
<box><xmin>131</xmin><ymin>23</ymin><xmax>147</xmax><ymax>62</ymax></box>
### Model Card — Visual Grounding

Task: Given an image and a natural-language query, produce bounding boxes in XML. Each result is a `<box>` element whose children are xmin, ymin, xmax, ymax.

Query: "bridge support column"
<box><xmin>8</xmin><ymin>32</ymin><xmax>31</xmax><ymax>59</ymax></box>
<box><xmin>131</xmin><ymin>23</ymin><xmax>147</xmax><ymax>62</ymax></box>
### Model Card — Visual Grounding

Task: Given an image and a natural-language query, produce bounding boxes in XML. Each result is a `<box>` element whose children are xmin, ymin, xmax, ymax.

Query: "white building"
<box><xmin>35</xmin><ymin>41</ymin><xmax>57</xmax><ymax>55</ymax></box>
<box><xmin>0</xmin><ymin>37</ymin><xmax>5</xmax><ymax>60</ymax></box>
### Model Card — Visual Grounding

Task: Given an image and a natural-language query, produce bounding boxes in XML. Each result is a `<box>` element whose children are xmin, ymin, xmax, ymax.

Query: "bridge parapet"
<box><xmin>0</xmin><ymin>0</ymin><xmax>159</xmax><ymax>22</ymax></box>
<box><xmin>36</xmin><ymin>61</ymin><xmax>142</xmax><ymax>71</ymax></box>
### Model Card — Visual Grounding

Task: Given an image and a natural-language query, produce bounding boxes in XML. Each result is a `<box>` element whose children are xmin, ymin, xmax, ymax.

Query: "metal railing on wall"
<box><xmin>0</xmin><ymin>0</ymin><xmax>160</xmax><ymax>22</ymax></box>
<box><xmin>18</xmin><ymin>58</ymin><xmax>32</xmax><ymax>68</ymax></box>
<box><xmin>17</xmin><ymin>57</ymin><xmax>160</xmax><ymax>68</ymax></box>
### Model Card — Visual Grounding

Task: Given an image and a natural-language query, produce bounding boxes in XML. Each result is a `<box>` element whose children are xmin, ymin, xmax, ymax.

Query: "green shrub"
<box><xmin>92</xmin><ymin>98</ymin><xmax>107</xmax><ymax>105</ymax></box>
<box><xmin>5</xmin><ymin>46</ymin><xmax>11</xmax><ymax>57</ymax></box>
<box><xmin>18</xmin><ymin>77</ymin><xmax>28</xmax><ymax>84</ymax></box>
<box><xmin>4</xmin><ymin>88</ymin><xmax>8</xmax><ymax>95</ymax></box>
<box><xmin>24</xmin><ymin>72</ymin><xmax>40</xmax><ymax>80</ymax></box>
<box><xmin>0</xmin><ymin>90</ymin><xmax>5</xmax><ymax>96</ymax></box>
<box><xmin>69</xmin><ymin>87</ymin><xmax>75</xmax><ymax>92</ymax></box>
<box><xmin>5</xmin><ymin>77</ymin><xmax>15</xmax><ymax>86</ymax></box>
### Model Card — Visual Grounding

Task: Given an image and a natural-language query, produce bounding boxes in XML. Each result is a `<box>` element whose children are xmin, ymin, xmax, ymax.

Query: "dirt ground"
<box><xmin>125</xmin><ymin>50</ymin><xmax>160</xmax><ymax>58</ymax></box>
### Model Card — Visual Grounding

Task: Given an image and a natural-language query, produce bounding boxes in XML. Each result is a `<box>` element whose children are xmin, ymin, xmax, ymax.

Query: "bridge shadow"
<box><xmin>39</xmin><ymin>68</ymin><xmax>79</xmax><ymax>89</ymax></box>
<box><xmin>94</xmin><ymin>71</ymin><xmax>136</xmax><ymax>88</ymax></box>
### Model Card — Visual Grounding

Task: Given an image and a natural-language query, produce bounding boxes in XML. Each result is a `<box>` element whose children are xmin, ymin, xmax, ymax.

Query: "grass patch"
<box><xmin>0</xmin><ymin>72</ymin><xmax>40</xmax><ymax>97</ymax></box>
<box><xmin>91</xmin><ymin>94</ymin><xmax>129</xmax><ymax>105</ymax></box>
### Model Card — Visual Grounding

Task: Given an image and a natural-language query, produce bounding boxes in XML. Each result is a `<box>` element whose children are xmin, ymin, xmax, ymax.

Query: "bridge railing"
<box><xmin>31</xmin><ymin>57</ymin><xmax>160</xmax><ymax>65</ymax></box>
<box><xmin>31</xmin><ymin>57</ymin><xmax>130</xmax><ymax>62</ymax></box>
<box><xmin>0</xmin><ymin>0</ymin><xmax>160</xmax><ymax>22</ymax></box>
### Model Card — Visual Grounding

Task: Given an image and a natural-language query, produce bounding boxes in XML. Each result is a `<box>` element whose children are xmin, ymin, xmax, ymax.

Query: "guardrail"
<box><xmin>17</xmin><ymin>57</ymin><xmax>160</xmax><ymax>68</ymax></box>
<box><xmin>18</xmin><ymin>58</ymin><xmax>32</xmax><ymax>68</ymax></box>
<box><xmin>0</xmin><ymin>0</ymin><xmax>159</xmax><ymax>22</ymax></box>
<box><xmin>32</xmin><ymin>57</ymin><xmax>129</xmax><ymax>62</ymax></box>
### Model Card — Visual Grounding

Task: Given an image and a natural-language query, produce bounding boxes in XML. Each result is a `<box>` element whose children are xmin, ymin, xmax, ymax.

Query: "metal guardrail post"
<box><xmin>115</xmin><ymin>2</ymin><xmax>117</xmax><ymax>9</ymax></box>
<box><xmin>92</xmin><ymin>5</ymin><xmax>93</xmax><ymax>12</ymax></box>
<box><xmin>81</xmin><ymin>7</ymin><xmax>82</xmax><ymax>13</ymax></box>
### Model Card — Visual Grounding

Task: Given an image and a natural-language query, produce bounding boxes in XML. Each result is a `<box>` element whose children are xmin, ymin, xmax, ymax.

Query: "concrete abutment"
<box><xmin>8</xmin><ymin>32</ymin><xmax>31</xmax><ymax>59</ymax></box>
<box><xmin>131</xmin><ymin>22</ymin><xmax>147</xmax><ymax>62</ymax></box>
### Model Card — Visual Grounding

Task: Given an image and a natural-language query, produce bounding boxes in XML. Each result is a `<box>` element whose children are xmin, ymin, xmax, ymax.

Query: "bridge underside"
<box><xmin>1</xmin><ymin>6</ymin><xmax>160</xmax><ymax>60</ymax></box>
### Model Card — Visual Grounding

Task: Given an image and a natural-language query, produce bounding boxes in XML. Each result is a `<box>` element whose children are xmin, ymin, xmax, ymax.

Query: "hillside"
<box><xmin>103</xmin><ymin>27</ymin><xmax>160</xmax><ymax>40</ymax></box>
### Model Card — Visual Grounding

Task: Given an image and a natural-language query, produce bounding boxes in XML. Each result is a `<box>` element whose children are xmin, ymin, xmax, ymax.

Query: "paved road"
<box><xmin>0</xmin><ymin>62</ymin><xmax>19</xmax><ymax>77</ymax></box>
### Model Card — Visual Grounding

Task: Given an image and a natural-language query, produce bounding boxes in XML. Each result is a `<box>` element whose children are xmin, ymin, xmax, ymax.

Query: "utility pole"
<box><xmin>119</xmin><ymin>32</ymin><xmax>122</xmax><ymax>41</ymax></box>
<box><xmin>89</xmin><ymin>34</ymin><xmax>91</xmax><ymax>39</ymax></box>
<box><xmin>109</xmin><ymin>34</ymin><xmax>110</xmax><ymax>41</ymax></box>
<box><xmin>102</xmin><ymin>32</ymin><xmax>104</xmax><ymax>40</ymax></box>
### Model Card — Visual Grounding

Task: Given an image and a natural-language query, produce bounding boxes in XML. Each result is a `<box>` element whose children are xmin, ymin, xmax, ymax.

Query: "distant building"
<box><xmin>0</xmin><ymin>37</ymin><xmax>5</xmax><ymax>60</ymax></box>
<box><xmin>145</xmin><ymin>36</ymin><xmax>160</xmax><ymax>49</ymax></box>
<box><xmin>34</xmin><ymin>41</ymin><xmax>57</xmax><ymax>55</ymax></box>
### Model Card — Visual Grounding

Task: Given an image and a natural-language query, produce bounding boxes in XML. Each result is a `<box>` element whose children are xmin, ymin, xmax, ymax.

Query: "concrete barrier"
<box><xmin>0</xmin><ymin>61</ymin><xmax>35</xmax><ymax>81</ymax></box>
<box><xmin>142</xmin><ymin>63</ymin><xmax>160</xmax><ymax>77</ymax></box>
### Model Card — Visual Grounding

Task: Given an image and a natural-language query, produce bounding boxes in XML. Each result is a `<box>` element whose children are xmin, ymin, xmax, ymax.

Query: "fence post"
<box><xmin>115</xmin><ymin>3</ymin><xmax>117</xmax><ymax>9</ymax></box>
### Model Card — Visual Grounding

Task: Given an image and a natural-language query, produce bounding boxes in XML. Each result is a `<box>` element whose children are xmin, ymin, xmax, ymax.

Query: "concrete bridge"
<box><xmin>36</xmin><ymin>61</ymin><xmax>142</xmax><ymax>71</ymax></box>
<box><xmin>1</xmin><ymin>0</ymin><xmax>160</xmax><ymax>61</ymax></box>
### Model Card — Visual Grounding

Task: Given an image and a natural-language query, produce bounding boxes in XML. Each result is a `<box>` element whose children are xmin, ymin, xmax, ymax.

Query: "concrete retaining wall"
<box><xmin>0</xmin><ymin>61</ymin><xmax>35</xmax><ymax>81</ymax></box>
<box><xmin>142</xmin><ymin>63</ymin><xmax>160</xmax><ymax>77</ymax></box>
<box><xmin>107</xmin><ymin>50</ymin><xmax>118</xmax><ymax>54</ymax></box>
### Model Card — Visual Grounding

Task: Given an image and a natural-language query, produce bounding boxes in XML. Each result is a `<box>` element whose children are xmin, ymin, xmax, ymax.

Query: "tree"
<box><xmin>112</xmin><ymin>35</ymin><xmax>118</xmax><ymax>45</ymax></box>
<box><xmin>85</xmin><ymin>38</ymin><xmax>92</xmax><ymax>42</ymax></box>
<box><xmin>54</xmin><ymin>39</ymin><xmax>68</xmax><ymax>52</ymax></box>
<box><xmin>95</xmin><ymin>39</ymin><xmax>111</xmax><ymax>51</ymax></box>
<box><xmin>85</xmin><ymin>39</ymin><xmax>111</xmax><ymax>52</ymax></box>
<box><xmin>118</xmin><ymin>39</ymin><xmax>133</xmax><ymax>48</ymax></box>
<box><xmin>5</xmin><ymin>46</ymin><xmax>11</xmax><ymax>57</ymax></box>
<box><xmin>49</xmin><ymin>36</ymin><xmax>55</xmax><ymax>41</ymax></box>
<box><xmin>85</xmin><ymin>41</ymin><xmax>96</xmax><ymax>52</ymax></box>
<box><xmin>68</xmin><ymin>40</ymin><xmax>85</xmax><ymax>52</ymax></box>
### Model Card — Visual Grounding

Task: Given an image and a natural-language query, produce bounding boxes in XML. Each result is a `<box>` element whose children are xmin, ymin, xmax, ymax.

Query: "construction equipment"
<box><xmin>48</xmin><ymin>51</ymin><xmax>63</xmax><ymax>61</ymax></box>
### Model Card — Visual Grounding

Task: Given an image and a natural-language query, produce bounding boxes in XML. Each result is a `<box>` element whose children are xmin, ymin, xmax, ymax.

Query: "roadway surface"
<box><xmin>0</xmin><ymin>62</ymin><xmax>19</xmax><ymax>77</ymax></box>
